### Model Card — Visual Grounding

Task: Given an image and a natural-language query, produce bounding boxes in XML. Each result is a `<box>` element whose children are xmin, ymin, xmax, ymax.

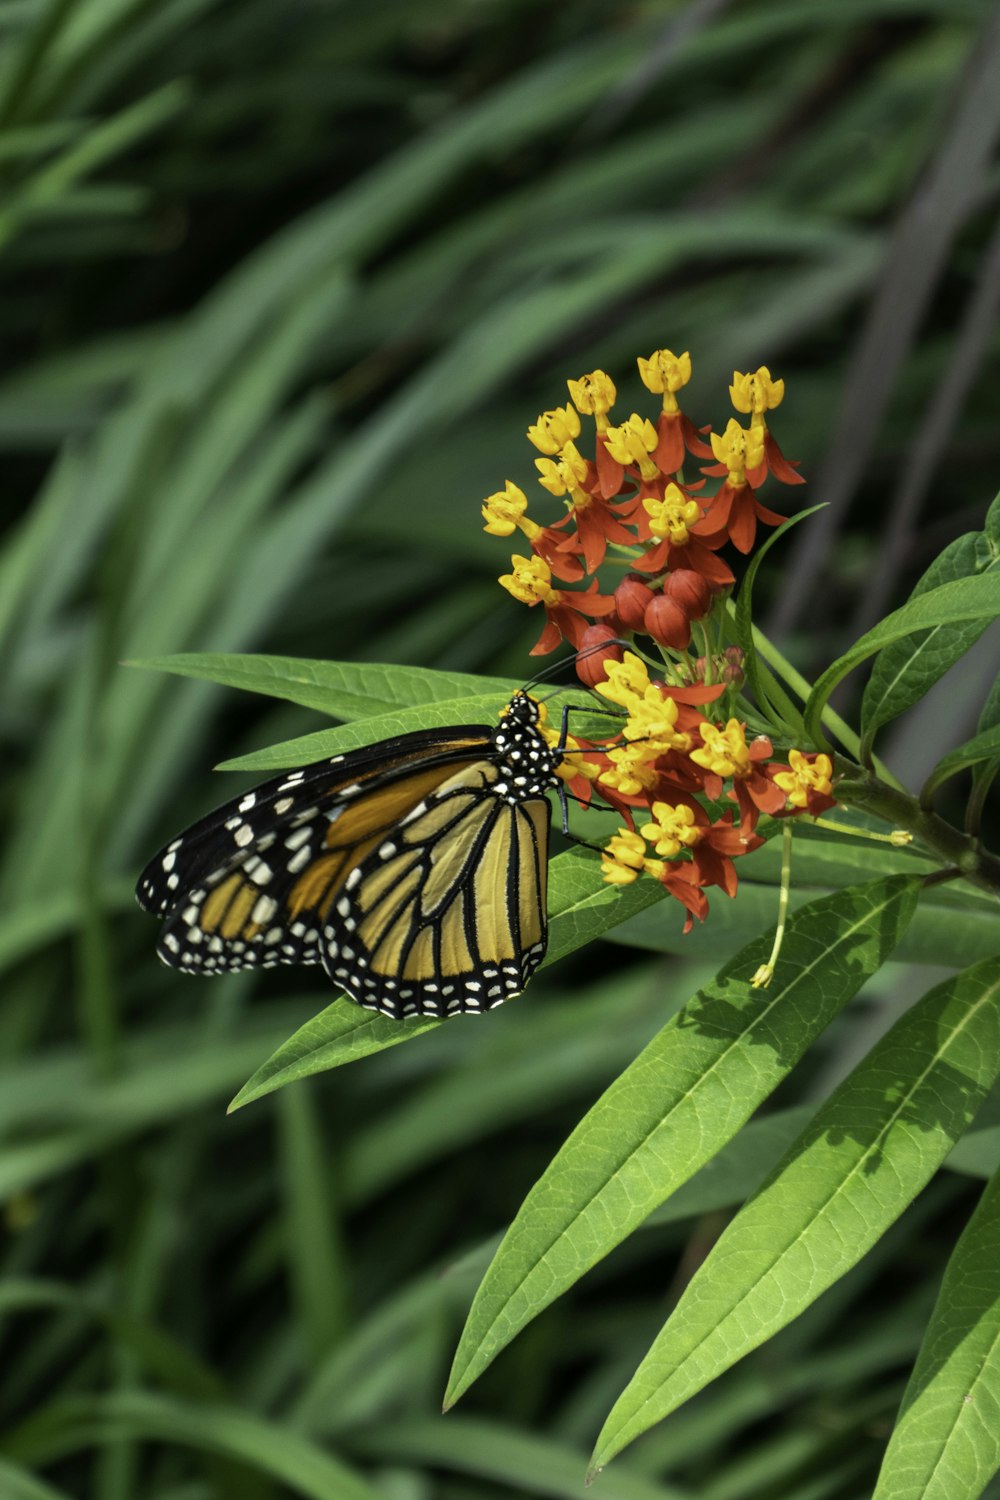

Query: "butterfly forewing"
<box><xmin>321</xmin><ymin>762</ymin><xmax>551</xmax><ymax>1019</ymax></box>
<box><xmin>140</xmin><ymin>730</ymin><xmax>493</xmax><ymax>974</ymax></box>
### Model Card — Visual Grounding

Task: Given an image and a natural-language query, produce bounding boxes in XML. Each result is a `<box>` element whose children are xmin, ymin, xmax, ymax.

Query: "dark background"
<box><xmin>1</xmin><ymin>2</ymin><xmax>999</xmax><ymax>1496</ymax></box>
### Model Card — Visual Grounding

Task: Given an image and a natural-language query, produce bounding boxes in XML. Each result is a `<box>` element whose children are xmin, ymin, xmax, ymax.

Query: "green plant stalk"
<box><xmin>833</xmin><ymin>755</ymin><xmax>1000</xmax><ymax>900</ymax></box>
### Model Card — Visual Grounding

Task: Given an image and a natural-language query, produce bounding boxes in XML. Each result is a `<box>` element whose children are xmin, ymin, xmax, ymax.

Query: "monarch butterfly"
<box><xmin>136</xmin><ymin>690</ymin><xmax>576</xmax><ymax>1020</ymax></box>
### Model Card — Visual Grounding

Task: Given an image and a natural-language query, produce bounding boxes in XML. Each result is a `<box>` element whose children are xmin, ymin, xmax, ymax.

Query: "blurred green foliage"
<box><xmin>2</xmin><ymin>1</ymin><xmax>1000</xmax><ymax>1496</ymax></box>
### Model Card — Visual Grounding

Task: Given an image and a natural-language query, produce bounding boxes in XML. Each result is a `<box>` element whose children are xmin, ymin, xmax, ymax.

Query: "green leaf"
<box><xmin>733</xmin><ymin>504</ymin><xmax>825</xmax><ymax>732</ymax></box>
<box><xmin>860</xmin><ymin>528</ymin><xmax>1000</xmax><ymax>760</ymax></box>
<box><xmin>969</xmin><ymin>662</ymin><xmax>1000</xmax><ymax>821</ymax></box>
<box><xmin>215</xmin><ymin>694</ymin><xmax>510</xmax><ymax>771</ymax></box>
<box><xmin>921</xmin><ymin>721</ymin><xmax>1000</xmax><ymax>802</ymax></box>
<box><xmin>228</xmin><ymin>849</ymin><xmax>666</xmax><ymax>1109</ymax></box>
<box><xmin>444</xmin><ymin>875</ymin><xmax>920</xmax><ymax>1408</ymax></box>
<box><xmin>125</xmin><ymin>654</ymin><xmax>515</xmax><ymax>724</ymax></box>
<box><xmin>871</xmin><ymin>1162</ymin><xmax>1000</xmax><ymax>1499</ymax></box>
<box><xmin>591</xmin><ymin>953</ymin><xmax>1000</xmax><ymax>1473</ymax></box>
<box><xmin>644</xmin><ymin>1104</ymin><xmax>816</xmax><ymax>1227</ymax></box>
<box><xmin>803</xmin><ymin>574</ymin><xmax>1000</xmax><ymax>750</ymax></box>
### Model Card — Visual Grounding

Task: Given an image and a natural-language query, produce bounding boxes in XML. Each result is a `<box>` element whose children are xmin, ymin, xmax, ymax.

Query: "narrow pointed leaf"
<box><xmin>803</xmin><ymin>573</ymin><xmax>1000</xmax><ymax>748</ymax></box>
<box><xmin>872</xmin><ymin>1163</ymin><xmax>1000</xmax><ymax>1500</ymax></box>
<box><xmin>126</xmin><ymin>653</ymin><xmax>514</xmax><ymax>722</ymax></box>
<box><xmin>860</xmin><ymin>527</ymin><xmax>1000</xmax><ymax>759</ymax></box>
<box><xmin>592</xmin><ymin>954</ymin><xmax>1000</xmax><ymax>1473</ymax></box>
<box><xmin>445</xmin><ymin>875</ymin><xmax>920</xmax><ymax>1407</ymax></box>
<box><xmin>921</xmin><ymin>721</ymin><xmax>1000</xmax><ymax>801</ymax></box>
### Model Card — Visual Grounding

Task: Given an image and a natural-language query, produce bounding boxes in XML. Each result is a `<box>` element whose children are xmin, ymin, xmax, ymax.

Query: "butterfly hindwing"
<box><xmin>320</xmin><ymin>761</ymin><xmax>551</xmax><ymax>1019</ymax></box>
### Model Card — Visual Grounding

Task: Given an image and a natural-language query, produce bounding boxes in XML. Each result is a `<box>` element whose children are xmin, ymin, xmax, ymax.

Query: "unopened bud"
<box><xmin>663</xmin><ymin>569</ymin><xmax>711</xmax><ymax>621</ymax></box>
<box><xmin>614</xmin><ymin>575</ymin><xmax>654</xmax><ymax>631</ymax></box>
<box><xmin>644</xmin><ymin>593</ymin><xmax>691</xmax><ymax>650</ymax></box>
<box><xmin>576</xmin><ymin>625</ymin><xmax>624</xmax><ymax>688</ymax></box>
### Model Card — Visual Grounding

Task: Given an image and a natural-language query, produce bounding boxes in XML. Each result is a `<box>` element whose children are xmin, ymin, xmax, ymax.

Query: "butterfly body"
<box><xmin>137</xmin><ymin>691</ymin><xmax>564</xmax><ymax>1019</ymax></box>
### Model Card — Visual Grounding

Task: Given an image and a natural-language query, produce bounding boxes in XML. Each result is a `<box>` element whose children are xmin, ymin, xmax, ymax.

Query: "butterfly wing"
<box><xmin>138</xmin><ymin>729</ymin><xmax>493</xmax><ymax>975</ymax></box>
<box><xmin>321</xmin><ymin>761</ymin><xmax>551</xmax><ymax>1019</ymax></box>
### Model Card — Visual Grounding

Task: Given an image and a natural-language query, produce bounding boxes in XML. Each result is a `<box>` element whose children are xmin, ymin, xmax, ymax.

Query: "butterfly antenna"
<box><xmin>522</xmin><ymin>637</ymin><xmax>631</xmax><ymax>694</ymax></box>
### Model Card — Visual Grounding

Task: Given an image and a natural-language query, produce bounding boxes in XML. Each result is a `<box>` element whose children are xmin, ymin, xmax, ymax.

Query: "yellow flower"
<box><xmin>596</xmin><ymin>651</ymin><xmax>652</xmax><ymax>710</ymax></box>
<box><xmin>601</xmin><ymin>828</ymin><xmax>662</xmax><ymax>886</ymax></box>
<box><xmin>643</xmin><ymin>482</ymin><xmax>700</xmax><ymax>545</ymax></box>
<box><xmin>534</xmin><ymin>441</ymin><xmax>590</xmax><ymax>499</ymax></box>
<box><xmin>690</xmin><ymin>719</ymin><xmax>751</xmax><ymax>778</ymax></box>
<box><xmin>729</xmin><ymin>366</ymin><xmax>785</xmax><ymax>423</ymax></box>
<box><xmin>604</xmin><ymin>413</ymin><xmax>660</xmax><ymax>480</ymax></box>
<box><xmin>527</xmin><ymin>403</ymin><xmax>581</xmax><ymax>455</ymax></box>
<box><xmin>637</xmin><ymin>348</ymin><xmax>692</xmax><ymax>414</ymax></box>
<box><xmin>623</xmin><ymin>690</ymin><xmax>690</xmax><ymax>752</ymax></box>
<box><xmin>709</xmin><ymin>418</ymin><xmax>765</xmax><ymax>486</ymax></box>
<box><xmin>599</xmin><ymin>742</ymin><xmax>663</xmax><ymax>797</ymax></box>
<box><xmin>498</xmin><ymin>553</ymin><xmax>561</xmax><ymax>607</ymax></box>
<box><xmin>773</xmin><ymin>749</ymin><xmax>834</xmax><ymax>808</ymax></box>
<box><xmin>482</xmin><ymin>480</ymin><xmax>540</xmax><ymax>540</ymax></box>
<box><xmin>641</xmin><ymin>801</ymin><xmax>701</xmax><ymax>857</ymax></box>
<box><xmin>567</xmin><ymin>369</ymin><xmax>616</xmax><ymax>430</ymax></box>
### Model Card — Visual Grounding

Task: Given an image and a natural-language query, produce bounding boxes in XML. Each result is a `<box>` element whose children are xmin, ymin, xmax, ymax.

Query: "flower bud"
<box><xmin>663</xmin><ymin>569</ymin><xmax>711</xmax><ymax>621</ymax></box>
<box><xmin>576</xmin><ymin>624</ymin><xmax>624</xmax><ymax>687</ymax></box>
<box><xmin>613</xmin><ymin>574</ymin><xmax>654</xmax><ymax>631</ymax></box>
<box><xmin>643</xmin><ymin>593</ymin><xmax>691</xmax><ymax>650</ymax></box>
<box><xmin>722</xmin><ymin>644</ymin><xmax>745</xmax><ymax>688</ymax></box>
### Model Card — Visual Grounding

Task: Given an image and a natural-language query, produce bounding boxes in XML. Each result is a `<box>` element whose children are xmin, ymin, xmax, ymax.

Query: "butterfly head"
<box><xmin>491</xmin><ymin>692</ymin><xmax>560</xmax><ymax>802</ymax></box>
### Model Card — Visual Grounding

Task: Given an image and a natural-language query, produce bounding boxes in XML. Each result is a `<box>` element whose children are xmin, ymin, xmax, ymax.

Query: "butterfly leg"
<box><xmin>553</xmin><ymin>702</ymin><xmax>611</xmax><ymax>855</ymax></box>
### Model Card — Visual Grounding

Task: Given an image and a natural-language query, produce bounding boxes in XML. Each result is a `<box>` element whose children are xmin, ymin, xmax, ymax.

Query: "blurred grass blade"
<box><xmin>0</xmin><ymin>82</ymin><xmax>189</xmax><ymax>250</ymax></box>
<box><xmin>591</xmin><ymin>953</ymin><xmax>1000</xmax><ymax>1473</ymax></box>
<box><xmin>350</xmin><ymin>1413</ymin><xmax>684</xmax><ymax>1500</ymax></box>
<box><xmin>0</xmin><ymin>1456</ymin><xmax>74</xmax><ymax>1500</ymax></box>
<box><xmin>277</xmin><ymin>1085</ymin><xmax>350</xmax><ymax>1361</ymax></box>
<box><xmin>445</xmin><ymin>875</ymin><xmax>920</xmax><ymax>1408</ymax></box>
<box><xmin>0</xmin><ymin>1279</ymin><xmax>223</xmax><ymax>1401</ymax></box>
<box><xmin>872</xmin><ymin>1164</ymin><xmax>1000</xmax><ymax>1500</ymax></box>
<box><xmin>2</xmin><ymin>1391</ymin><xmax>381</xmax><ymax>1500</ymax></box>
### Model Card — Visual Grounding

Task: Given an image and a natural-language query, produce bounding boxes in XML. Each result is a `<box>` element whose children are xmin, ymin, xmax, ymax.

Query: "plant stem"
<box><xmin>833</xmin><ymin>755</ymin><xmax>1000</xmax><ymax>900</ymax></box>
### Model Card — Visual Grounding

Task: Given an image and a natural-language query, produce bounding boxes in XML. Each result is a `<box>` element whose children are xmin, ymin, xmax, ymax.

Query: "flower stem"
<box><xmin>752</xmin><ymin>822</ymin><xmax>794</xmax><ymax>987</ymax></box>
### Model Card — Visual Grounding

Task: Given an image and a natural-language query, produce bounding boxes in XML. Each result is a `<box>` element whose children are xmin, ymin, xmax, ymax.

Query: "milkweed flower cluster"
<box><xmin>482</xmin><ymin>350</ymin><xmax>836</xmax><ymax>932</ymax></box>
<box><xmin>588</xmin><ymin>652</ymin><xmax>834</xmax><ymax>930</ymax></box>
